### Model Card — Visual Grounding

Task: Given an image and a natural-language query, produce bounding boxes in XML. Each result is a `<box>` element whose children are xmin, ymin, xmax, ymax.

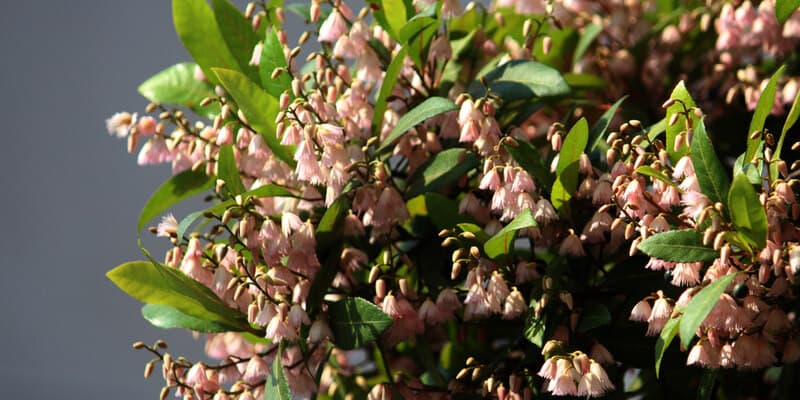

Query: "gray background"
<box><xmin>0</xmin><ymin>1</ymin><xmax>284</xmax><ymax>398</ymax></box>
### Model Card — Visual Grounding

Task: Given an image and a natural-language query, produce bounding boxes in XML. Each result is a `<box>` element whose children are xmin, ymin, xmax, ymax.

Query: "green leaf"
<box><xmin>638</xmin><ymin>230</ymin><xmax>719</xmax><ymax>262</ymax></box>
<box><xmin>378</xmin><ymin>96</ymin><xmax>457</xmax><ymax>152</ymax></box>
<box><xmin>734</xmin><ymin>152</ymin><xmax>763</xmax><ymax>185</ymax></box>
<box><xmin>483</xmin><ymin>209</ymin><xmax>537</xmax><ymax>259</ymax></box>
<box><xmin>573</xmin><ymin>24</ymin><xmax>602</xmax><ymax>67</ymax></box>
<box><xmin>665</xmin><ymin>81</ymin><xmax>698</xmax><ymax>162</ymax></box>
<box><xmin>176</xmin><ymin>210</ymin><xmax>207</xmax><ymax>243</ymax></box>
<box><xmin>138</xmin><ymin>62</ymin><xmax>217</xmax><ymax>117</ymax></box>
<box><xmin>524</xmin><ymin>309</ymin><xmax>546</xmax><ymax>347</ymax></box>
<box><xmin>424</xmin><ymin>193</ymin><xmax>476</xmax><ymax>230</ymax></box>
<box><xmin>772</xmin><ymin>89</ymin><xmax>800</xmax><ymax>179</ymax></box>
<box><xmin>137</xmin><ymin>169</ymin><xmax>214</xmax><ymax>233</ymax></box>
<box><xmin>679</xmin><ymin>272</ymin><xmax>740</xmax><ymax>348</ymax></box>
<box><xmin>327</xmin><ymin>297</ymin><xmax>394</xmax><ymax>350</ymax></box>
<box><xmin>211</xmin><ymin>0</ymin><xmax>260</xmax><ymax>82</ymax></box>
<box><xmin>589</xmin><ymin>96</ymin><xmax>627</xmax><ymax>151</ymax></box>
<box><xmin>375</xmin><ymin>0</ymin><xmax>411</xmax><ymax>39</ymax></box>
<box><xmin>746</xmin><ymin>66</ymin><xmax>784</xmax><ymax>163</ymax></box>
<box><xmin>142</xmin><ymin>304</ymin><xmax>239</xmax><ymax>332</ymax></box>
<box><xmin>218</xmin><ymin>144</ymin><xmax>246</xmax><ymax>195</ymax></box>
<box><xmin>690</xmin><ymin>119</ymin><xmax>730</xmax><ymax>206</ymax></box>
<box><xmin>259</xmin><ymin>29</ymin><xmax>292</xmax><ymax>99</ymax></box>
<box><xmin>634</xmin><ymin>166</ymin><xmax>681</xmax><ymax>190</ymax></box>
<box><xmin>307</xmin><ymin>197</ymin><xmax>351</xmax><ymax>317</ymax></box>
<box><xmin>776</xmin><ymin>0</ymin><xmax>800</xmax><ymax>24</ymax></box>
<box><xmin>399</xmin><ymin>15</ymin><xmax>438</xmax><ymax>68</ymax></box>
<box><xmin>315</xmin><ymin>197</ymin><xmax>351</xmax><ymax>255</ymax></box>
<box><xmin>173</xmin><ymin>0</ymin><xmax>241</xmax><ymax>84</ymax></box>
<box><xmin>107</xmin><ymin>261</ymin><xmax>248</xmax><ymax>328</ymax></box>
<box><xmin>504</xmin><ymin>141</ymin><xmax>554</xmax><ymax>189</ymax></box>
<box><xmin>372</xmin><ymin>47</ymin><xmax>408</xmax><ymax>136</ymax></box>
<box><xmin>728</xmin><ymin>173</ymin><xmax>768</xmax><ymax>251</ymax></box>
<box><xmin>264</xmin><ymin>345</ymin><xmax>292</xmax><ymax>400</ymax></box>
<box><xmin>406</xmin><ymin>149</ymin><xmax>478</xmax><ymax>198</ymax></box>
<box><xmin>654</xmin><ymin>316</ymin><xmax>680</xmax><ymax>378</ymax></box>
<box><xmin>467</xmin><ymin>60</ymin><xmax>570</xmax><ymax>103</ymax></box>
<box><xmin>551</xmin><ymin>118</ymin><xmax>588</xmax><ymax>211</ymax></box>
<box><xmin>577</xmin><ymin>303</ymin><xmax>611</xmax><ymax>332</ymax></box>
<box><xmin>564</xmin><ymin>73</ymin><xmax>607</xmax><ymax>91</ymax></box>
<box><xmin>213</xmin><ymin>68</ymin><xmax>295</xmax><ymax>167</ymax></box>
<box><xmin>697</xmin><ymin>368</ymin><xmax>718</xmax><ymax>400</ymax></box>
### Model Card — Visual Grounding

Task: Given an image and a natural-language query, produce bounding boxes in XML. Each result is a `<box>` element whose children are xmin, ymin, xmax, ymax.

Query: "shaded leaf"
<box><xmin>772</xmin><ymin>89</ymin><xmax>800</xmax><ymax>179</ymax></box>
<box><xmin>378</xmin><ymin>97</ymin><xmax>457</xmax><ymax>152</ymax></box>
<box><xmin>259</xmin><ymin>29</ymin><xmax>292</xmax><ymax>99</ymax></box>
<box><xmin>218</xmin><ymin>144</ymin><xmax>246</xmax><ymax>195</ymax></box>
<box><xmin>504</xmin><ymin>141</ymin><xmax>554</xmax><ymax>189</ymax></box>
<box><xmin>137</xmin><ymin>169</ymin><xmax>214</xmax><ymax>233</ymax></box>
<box><xmin>406</xmin><ymin>149</ymin><xmax>478</xmax><ymax>198</ymax></box>
<box><xmin>776</xmin><ymin>0</ymin><xmax>800</xmax><ymax>24</ymax></box>
<box><xmin>697</xmin><ymin>368</ymin><xmax>718</xmax><ymax>400</ymax></box>
<box><xmin>690</xmin><ymin>119</ymin><xmax>729</xmax><ymax>206</ymax></box>
<box><xmin>679</xmin><ymin>272</ymin><xmax>740</xmax><ymax>348</ymax></box>
<box><xmin>638</xmin><ymin>230</ymin><xmax>719</xmax><ymax>263</ymax></box>
<box><xmin>372</xmin><ymin>47</ymin><xmax>408</xmax><ymax>136</ymax></box>
<box><xmin>564</xmin><ymin>73</ymin><xmax>606</xmax><ymax>91</ymax></box>
<box><xmin>307</xmin><ymin>197</ymin><xmax>351</xmax><ymax>317</ymax></box>
<box><xmin>728</xmin><ymin>173</ymin><xmax>768</xmax><ymax>251</ymax></box>
<box><xmin>173</xmin><ymin>0</ymin><xmax>240</xmax><ymax>84</ymax></box>
<box><xmin>577</xmin><ymin>303</ymin><xmax>611</xmax><ymax>332</ymax></box>
<box><xmin>573</xmin><ymin>24</ymin><xmax>602</xmax><ymax>67</ymax></box>
<box><xmin>211</xmin><ymin>0</ymin><xmax>260</xmax><ymax>82</ymax></box>
<box><xmin>142</xmin><ymin>304</ymin><xmax>240</xmax><ymax>332</ymax></box>
<box><xmin>589</xmin><ymin>96</ymin><xmax>627</xmax><ymax>151</ymax></box>
<box><xmin>467</xmin><ymin>60</ymin><xmax>570</xmax><ymax>103</ymax></box>
<box><xmin>655</xmin><ymin>316</ymin><xmax>680</xmax><ymax>378</ymax></box>
<box><xmin>424</xmin><ymin>193</ymin><xmax>476</xmax><ymax>231</ymax></box>
<box><xmin>551</xmin><ymin>118</ymin><xmax>588</xmax><ymax>211</ymax></box>
<box><xmin>746</xmin><ymin>66</ymin><xmax>784</xmax><ymax>163</ymax></box>
<box><xmin>524</xmin><ymin>310</ymin><xmax>546</xmax><ymax>347</ymax></box>
<box><xmin>328</xmin><ymin>297</ymin><xmax>394</xmax><ymax>350</ymax></box>
<box><xmin>483</xmin><ymin>209</ymin><xmax>537</xmax><ymax>259</ymax></box>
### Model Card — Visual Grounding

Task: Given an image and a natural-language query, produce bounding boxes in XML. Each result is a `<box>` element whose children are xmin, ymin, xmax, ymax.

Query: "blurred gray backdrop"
<box><xmin>0</xmin><ymin>1</ymin><xmax>295</xmax><ymax>398</ymax></box>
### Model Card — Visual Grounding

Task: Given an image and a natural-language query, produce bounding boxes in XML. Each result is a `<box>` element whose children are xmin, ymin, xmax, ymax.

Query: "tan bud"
<box><xmin>132</xmin><ymin>341</ymin><xmax>146</xmax><ymax>349</ymax></box>
<box><xmin>368</xmin><ymin>266</ymin><xmax>380</xmax><ymax>284</ymax></box>
<box><xmin>460</xmin><ymin>231</ymin><xmax>476</xmax><ymax>240</ymax></box>
<box><xmin>160</xmin><ymin>387</ymin><xmax>170</xmax><ymax>400</ymax></box>
<box><xmin>456</xmin><ymin>367</ymin><xmax>471</xmax><ymax>380</ymax></box>
<box><xmin>668</xmin><ymin>113</ymin><xmax>680</xmax><ymax>126</ymax></box>
<box><xmin>144</xmin><ymin>361</ymin><xmax>155</xmax><ymax>379</ymax></box>
<box><xmin>662</xmin><ymin>98</ymin><xmax>676</xmax><ymax>108</ymax></box>
<box><xmin>375</xmin><ymin>279</ymin><xmax>387</xmax><ymax>299</ymax></box>
<box><xmin>470</xmin><ymin>246</ymin><xmax>481</xmax><ymax>259</ymax></box>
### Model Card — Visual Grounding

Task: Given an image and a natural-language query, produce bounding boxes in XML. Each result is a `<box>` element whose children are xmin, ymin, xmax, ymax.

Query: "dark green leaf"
<box><xmin>315</xmin><ymin>197</ymin><xmax>351</xmax><ymax>255</ymax></box>
<box><xmin>372</xmin><ymin>47</ymin><xmax>408</xmax><ymax>136</ymax></box>
<box><xmin>589</xmin><ymin>96</ymin><xmax>627</xmax><ymax>151</ymax></box>
<box><xmin>211</xmin><ymin>0</ymin><xmax>260</xmax><ymax>82</ymax></box>
<box><xmin>406</xmin><ymin>149</ymin><xmax>478</xmax><ymax>198</ymax></box>
<box><xmin>654</xmin><ymin>316</ymin><xmax>680</xmax><ymax>378</ymax></box>
<box><xmin>697</xmin><ymin>368</ymin><xmax>718</xmax><ymax>400</ymax></box>
<box><xmin>424</xmin><ymin>193</ymin><xmax>476</xmax><ymax>230</ymax></box>
<box><xmin>728</xmin><ymin>173</ymin><xmax>768</xmax><ymax>251</ymax></box>
<box><xmin>173</xmin><ymin>0</ymin><xmax>240</xmax><ymax>84</ymax></box>
<box><xmin>679</xmin><ymin>272</ymin><xmax>740</xmax><ymax>348</ymax></box>
<box><xmin>307</xmin><ymin>197</ymin><xmax>350</xmax><ymax>317</ymax></box>
<box><xmin>107</xmin><ymin>261</ymin><xmax>248</xmax><ymax>328</ymax></box>
<box><xmin>327</xmin><ymin>297</ymin><xmax>393</xmax><ymax>350</ymax></box>
<box><xmin>746</xmin><ymin>66</ymin><xmax>784</xmax><ymax>162</ymax></box>
<box><xmin>218</xmin><ymin>144</ymin><xmax>246</xmax><ymax>195</ymax></box>
<box><xmin>665</xmin><ymin>81</ymin><xmax>698</xmax><ymax>162</ymax></box>
<box><xmin>467</xmin><ymin>60</ymin><xmax>570</xmax><ymax>103</ymax></box>
<box><xmin>690</xmin><ymin>119</ymin><xmax>730</xmax><ymax>205</ymax></box>
<box><xmin>378</xmin><ymin>96</ymin><xmax>457</xmax><ymax>152</ymax></box>
<box><xmin>524</xmin><ymin>310</ymin><xmax>546</xmax><ymax>347</ymax></box>
<box><xmin>265</xmin><ymin>345</ymin><xmax>292</xmax><ymax>400</ymax></box>
<box><xmin>142</xmin><ymin>304</ymin><xmax>239</xmax><ymax>332</ymax></box>
<box><xmin>776</xmin><ymin>0</ymin><xmax>800</xmax><ymax>25</ymax></box>
<box><xmin>573</xmin><ymin>24</ymin><xmax>602</xmax><ymax>67</ymax></box>
<box><xmin>138</xmin><ymin>62</ymin><xmax>217</xmax><ymax>117</ymax></box>
<box><xmin>259</xmin><ymin>29</ymin><xmax>292</xmax><ymax>99</ymax></box>
<box><xmin>634</xmin><ymin>166</ymin><xmax>681</xmax><ymax>189</ymax></box>
<box><xmin>551</xmin><ymin>117</ymin><xmax>588</xmax><ymax>211</ymax></box>
<box><xmin>772</xmin><ymin>89</ymin><xmax>800</xmax><ymax>179</ymax></box>
<box><xmin>504</xmin><ymin>141</ymin><xmax>554</xmax><ymax>189</ymax></box>
<box><xmin>483</xmin><ymin>209</ymin><xmax>537</xmax><ymax>259</ymax></box>
<box><xmin>137</xmin><ymin>169</ymin><xmax>214</xmax><ymax>233</ymax></box>
<box><xmin>638</xmin><ymin>230</ymin><xmax>719</xmax><ymax>262</ymax></box>
<box><xmin>577</xmin><ymin>303</ymin><xmax>611</xmax><ymax>332</ymax></box>
<box><xmin>176</xmin><ymin>210</ymin><xmax>206</xmax><ymax>244</ymax></box>
<box><xmin>213</xmin><ymin>68</ymin><xmax>295</xmax><ymax>167</ymax></box>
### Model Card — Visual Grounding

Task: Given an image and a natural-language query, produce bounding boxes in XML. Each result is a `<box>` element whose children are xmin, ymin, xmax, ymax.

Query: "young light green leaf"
<box><xmin>728</xmin><ymin>173</ymin><xmax>768</xmax><ymax>251</ymax></box>
<box><xmin>173</xmin><ymin>0</ymin><xmax>241</xmax><ymax>84</ymax></box>
<box><xmin>218</xmin><ymin>144</ymin><xmax>246</xmax><ymax>195</ymax></box>
<box><xmin>378</xmin><ymin>97</ymin><xmax>457</xmax><ymax>152</ymax></box>
<box><xmin>213</xmin><ymin>68</ymin><xmax>295</xmax><ymax>167</ymax></box>
<box><xmin>690</xmin><ymin>119</ymin><xmax>730</xmax><ymax>206</ymax></box>
<box><xmin>467</xmin><ymin>60</ymin><xmax>570</xmax><ymax>103</ymax></box>
<box><xmin>372</xmin><ymin>47</ymin><xmax>408</xmax><ymax>136</ymax></box>
<box><xmin>654</xmin><ymin>316</ymin><xmax>680</xmax><ymax>378</ymax></box>
<box><xmin>142</xmin><ymin>304</ymin><xmax>241</xmax><ymax>332</ymax></box>
<box><xmin>259</xmin><ymin>29</ymin><xmax>292</xmax><ymax>99</ymax></box>
<box><xmin>734</xmin><ymin>152</ymin><xmax>763</xmax><ymax>185</ymax></box>
<box><xmin>776</xmin><ymin>1</ymin><xmax>800</xmax><ymax>25</ymax></box>
<box><xmin>551</xmin><ymin>118</ymin><xmax>589</xmax><ymax>211</ymax></box>
<box><xmin>665</xmin><ymin>81</ymin><xmax>698</xmax><ymax>162</ymax></box>
<box><xmin>589</xmin><ymin>96</ymin><xmax>627</xmax><ymax>151</ymax></box>
<box><xmin>378</xmin><ymin>0</ymin><xmax>410</xmax><ymax>39</ymax></box>
<box><xmin>137</xmin><ymin>169</ymin><xmax>214</xmax><ymax>233</ymax></box>
<box><xmin>107</xmin><ymin>261</ymin><xmax>248</xmax><ymax>328</ymax></box>
<box><xmin>483</xmin><ymin>209</ymin><xmax>537</xmax><ymax>259</ymax></box>
<box><xmin>406</xmin><ymin>149</ymin><xmax>478</xmax><ymax>198</ymax></box>
<box><xmin>679</xmin><ymin>272</ymin><xmax>740</xmax><ymax>348</ymax></box>
<box><xmin>138</xmin><ymin>62</ymin><xmax>216</xmax><ymax>115</ymax></box>
<box><xmin>504</xmin><ymin>141</ymin><xmax>554</xmax><ymax>189</ymax></box>
<box><xmin>211</xmin><ymin>0</ymin><xmax>260</xmax><ymax>82</ymax></box>
<box><xmin>577</xmin><ymin>303</ymin><xmax>611</xmax><ymax>332</ymax></box>
<box><xmin>638</xmin><ymin>230</ymin><xmax>719</xmax><ymax>262</ymax></box>
<box><xmin>573</xmin><ymin>24</ymin><xmax>602</xmax><ymax>68</ymax></box>
<box><xmin>327</xmin><ymin>297</ymin><xmax>394</xmax><ymax>350</ymax></box>
<box><xmin>265</xmin><ymin>345</ymin><xmax>292</xmax><ymax>400</ymax></box>
<box><xmin>746</xmin><ymin>66</ymin><xmax>784</xmax><ymax>163</ymax></box>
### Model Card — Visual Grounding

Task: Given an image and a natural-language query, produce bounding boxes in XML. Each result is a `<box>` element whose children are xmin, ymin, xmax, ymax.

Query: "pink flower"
<box><xmin>318</xmin><ymin>10</ymin><xmax>347</xmax><ymax>43</ymax></box>
<box><xmin>106</xmin><ymin>112</ymin><xmax>135</xmax><ymax>137</ymax></box>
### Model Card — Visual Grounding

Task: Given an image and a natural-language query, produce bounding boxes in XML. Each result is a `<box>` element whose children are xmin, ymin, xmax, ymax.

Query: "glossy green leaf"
<box><xmin>137</xmin><ymin>169</ymin><xmax>214</xmax><ymax>233</ymax></box>
<box><xmin>679</xmin><ymin>272</ymin><xmax>740</xmax><ymax>348</ymax></box>
<box><xmin>406</xmin><ymin>149</ymin><xmax>478</xmax><ymax>198</ymax></box>
<box><xmin>551</xmin><ymin>118</ymin><xmax>588</xmax><ymax>211</ymax></box>
<box><xmin>504</xmin><ymin>141</ymin><xmax>554</xmax><ymax>189</ymax></box>
<box><xmin>483</xmin><ymin>209</ymin><xmax>537</xmax><ymax>259</ymax></box>
<box><xmin>327</xmin><ymin>297</ymin><xmax>394</xmax><ymax>350</ymax></box>
<box><xmin>577</xmin><ymin>303</ymin><xmax>611</xmax><ymax>332</ymax></box>
<box><xmin>142</xmin><ymin>304</ymin><xmax>240</xmax><ymax>332</ymax></box>
<box><xmin>690</xmin><ymin>119</ymin><xmax>730</xmax><ymax>206</ymax></box>
<box><xmin>664</xmin><ymin>81</ymin><xmax>698</xmax><ymax>162</ymax></box>
<box><xmin>746</xmin><ymin>66</ymin><xmax>784</xmax><ymax>163</ymax></box>
<box><xmin>573</xmin><ymin>24</ymin><xmax>602</xmax><ymax>67</ymax></box>
<box><xmin>107</xmin><ymin>261</ymin><xmax>248</xmax><ymax>328</ymax></box>
<box><xmin>173</xmin><ymin>0</ymin><xmax>240</xmax><ymax>84</ymax></box>
<box><xmin>589</xmin><ymin>96</ymin><xmax>627</xmax><ymax>151</ymax></box>
<box><xmin>372</xmin><ymin>47</ymin><xmax>408</xmax><ymax>136</ymax></box>
<box><xmin>378</xmin><ymin>96</ymin><xmax>457</xmax><ymax>152</ymax></box>
<box><xmin>259</xmin><ymin>29</ymin><xmax>291</xmax><ymax>99</ymax></box>
<box><xmin>777</xmin><ymin>1</ymin><xmax>800</xmax><ymax>25</ymax></box>
<box><xmin>213</xmin><ymin>68</ymin><xmax>295</xmax><ymax>167</ymax></box>
<box><xmin>638</xmin><ymin>230</ymin><xmax>718</xmax><ymax>262</ymax></box>
<box><xmin>697</xmin><ymin>368</ymin><xmax>718</xmax><ymax>400</ymax></box>
<box><xmin>211</xmin><ymin>0</ymin><xmax>260</xmax><ymax>82</ymax></box>
<box><xmin>467</xmin><ymin>60</ymin><xmax>570</xmax><ymax>103</ymax></box>
<box><xmin>265</xmin><ymin>345</ymin><xmax>292</xmax><ymax>400</ymax></box>
<box><xmin>138</xmin><ymin>62</ymin><xmax>216</xmax><ymax>116</ymax></box>
<box><xmin>728</xmin><ymin>173</ymin><xmax>768</xmax><ymax>251</ymax></box>
<box><xmin>218</xmin><ymin>144</ymin><xmax>246</xmax><ymax>195</ymax></box>
<box><xmin>654</xmin><ymin>316</ymin><xmax>680</xmax><ymax>378</ymax></box>
<box><xmin>634</xmin><ymin>166</ymin><xmax>681</xmax><ymax>189</ymax></box>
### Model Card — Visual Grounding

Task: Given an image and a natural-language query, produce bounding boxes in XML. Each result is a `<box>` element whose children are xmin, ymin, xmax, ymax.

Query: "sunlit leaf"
<box><xmin>483</xmin><ymin>209</ymin><xmax>537</xmax><ymax>259</ymax></box>
<box><xmin>690</xmin><ymin>119</ymin><xmax>729</xmax><ymax>206</ymax></box>
<box><xmin>746</xmin><ymin>66</ymin><xmax>784</xmax><ymax>163</ymax></box>
<box><xmin>378</xmin><ymin>96</ymin><xmax>457</xmax><ymax>153</ymax></box>
<box><xmin>137</xmin><ymin>169</ymin><xmax>214</xmax><ymax>233</ymax></box>
<box><xmin>218</xmin><ymin>144</ymin><xmax>246</xmax><ymax>195</ymax></box>
<box><xmin>142</xmin><ymin>304</ymin><xmax>240</xmax><ymax>332</ymax></box>
<box><xmin>638</xmin><ymin>230</ymin><xmax>719</xmax><ymax>263</ymax></box>
<box><xmin>728</xmin><ymin>173</ymin><xmax>768</xmax><ymax>251</ymax></box>
<box><xmin>173</xmin><ymin>0</ymin><xmax>240</xmax><ymax>84</ymax></box>
<box><xmin>551</xmin><ymin>117</ymin><xmax>588</xmax><ymax>211</ymax></box>
<box><xmin>211</xmin><ymin>0</ymin><xmax>260</xmax><ymax>82</ymax></box>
